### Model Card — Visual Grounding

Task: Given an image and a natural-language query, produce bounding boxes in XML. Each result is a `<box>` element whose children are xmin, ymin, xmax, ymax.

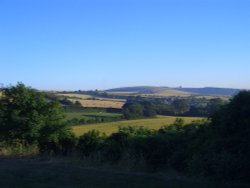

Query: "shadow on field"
<box><xmin>0</xmin><ymin>157</ymin><xmax>249</xmax><ymax>188</ymax></box>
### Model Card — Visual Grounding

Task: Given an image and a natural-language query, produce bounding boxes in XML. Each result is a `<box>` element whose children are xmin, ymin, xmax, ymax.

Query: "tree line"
<box><xmin>122</xmin><ymin>96</ymin><xmax>225</xmax><ymax>119</ymax></box>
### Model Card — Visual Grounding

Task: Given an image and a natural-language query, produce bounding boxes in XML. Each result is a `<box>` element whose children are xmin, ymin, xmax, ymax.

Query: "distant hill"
<box><xmin>106</xmin><ymin>86</ymin><xmax>169</xmax><ymax>94</ymax></box>
<box><xmin>176</xmin><ymin>87</ymin><xmax>241</xmax><ymax>96</ymax></box>
<box><xmin>106</xmin><ymin>86</ymin><xmax>241</xmax><ymax>97</ymax></box>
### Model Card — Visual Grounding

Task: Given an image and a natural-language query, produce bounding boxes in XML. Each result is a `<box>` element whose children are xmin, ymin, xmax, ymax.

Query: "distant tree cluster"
<box><xmin>122</xmin><ymin>97</ymin><xmax>157</xmax><ymax>119</ymax></box>
<box><xmin>45</xmin><ymin>93</ymin><xmax>83</xmax><ymax>110</ymax></box>
<box><xmin>122</xmin><ymin>96</ymin><xmax>225</xmax><ymax>119</ymax></box>
<box><xmin>65</xmin><ymin>116</ymin><xmax>122</xmax><ymax>126</ymax></box>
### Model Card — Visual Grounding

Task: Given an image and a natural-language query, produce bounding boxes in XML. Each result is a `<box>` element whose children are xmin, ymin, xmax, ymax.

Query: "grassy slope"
<box><xmin>106</xmin><ymin>86</ymin><xmax>240</xmax><ymax>97</ymax></box>
<box><xmin>0</xmin><ymin>157</ymin><xmax>248</xmax><ymax>188</ymax></box>
<box><xmin>57</xmin><ymin>93</ymin><xmax>126</xmax><ymax>102</ymax></box>
<box><xmin>57</xmin><ymin>93</ymin><xmax>125</xmax><ymax>109</ymax></box>
<box><xmin>72</xmin><ymin>116</ymin><xmax>203</xmax><ymax>136</ymax></box>
<box><xmin>107</xmin><ymin>89</ymin><xmax>192</xmax><ymax>98</ymax></box>
<box><xmin>57</xmin><ymin>93</ymin><xmax>93</xmax><ymax>99</ymax></box>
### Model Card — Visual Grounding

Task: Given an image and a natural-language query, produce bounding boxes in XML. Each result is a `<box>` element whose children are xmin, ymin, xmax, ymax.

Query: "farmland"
<box><xmin>69</xmin><ymin>98</ymin><xmax>124</xmax><ymax>109</ymax></box>
<box><xmin>106</xmin><ymin>86</ymin><xmax>239</xmax><ymax>98</ymax></box>
<box><xmin>1</xmin><ymin>84</ymin><xmax>249</xmax><ymax>185</ymax></box>
<box><xmin>57</xmin><ymin>93</ymin><xmax>125</xmax><ymax>109</ymax></box>
<box><xmin>57</xmin><ymin>93</ymin><xmax>93</xmax><ymax>99</ymax></box>
<box><xmin>72</xmin><ymin>116</ymin><xmax>203</xmax><ymax>136</ymax></box>
<box><xmin>64</xmin><ymin>111</ymin><xmax>122</xmax><ymax>125</ymax></box>
<box><xmin>107</xmin><ymin>88</ymin><xmax>192</xmax><ymax>98</ymax></box>
<box><xmin>54</xmin><ymin>86</ymin><xmax>234</xmax><ymax>111</ymax></box>
<box><xmin>65</xmin><ymin>112</ymin><xmax>122</xmax><ymax>120</ymax></box>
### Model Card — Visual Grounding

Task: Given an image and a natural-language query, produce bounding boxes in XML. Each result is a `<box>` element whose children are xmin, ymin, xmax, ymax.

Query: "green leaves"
<box><xmin>0</xmin><ymin>83</ymin><xmax>70</xmax><ymax>146</ymax></box>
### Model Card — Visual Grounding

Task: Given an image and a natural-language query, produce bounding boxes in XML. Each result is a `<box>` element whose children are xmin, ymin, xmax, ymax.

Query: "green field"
<box><xmin>64</xmin><ymin>111</ymin><xmax>123</xmax><ymax>125</ymax></box>
<box><xmin>57</xmin><ymin>93</ymin><xmax>93</xmax><ymax>99</ymax></box>
<box><xmin>64</xmin><ymin>112</ymin><xmax>122</xmax><ymax>121</ymax></box>
<box><xmin>72</xmin><ymin>116</ymin><xmax>203</xmax><ymax>136</ymax></box>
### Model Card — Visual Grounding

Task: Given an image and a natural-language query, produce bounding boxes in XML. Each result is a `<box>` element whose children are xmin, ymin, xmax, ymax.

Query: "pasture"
<box><xmin>72</xmin><ymin>116</ymin><xmax>203</xmax><ymax>136</ymax></box>
<box><xmin>143</xmin><ymin>89</ymin><xmax>192</xmax><ymax>97</ymax></box>
<box><xmin>57</xmin><ymin>93</ymin><xmax>93</xmax><ymax>99</ymax></box>
<box><xmin>64</xmin><ymin>111</ymin><xmax>122</xmax><ymax>121</ymax></box>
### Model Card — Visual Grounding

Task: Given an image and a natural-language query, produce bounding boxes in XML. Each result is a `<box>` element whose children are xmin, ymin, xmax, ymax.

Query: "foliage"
<box><xmin>172</xmin><ymin>99</ymin><xmax>189</xmax><ymax>114</ymax></box>
<box><xmin>77</xmin><ymin>130</ymin><xmax>106</xmax><ymax>157</ymax></box>
<box><xmin>122</xmin><ymin>96</ymin><xmax>224</xmax><ymax>118</ymax></box>
<box><xmin>0</xmin><ymin>83</ymin><xmax>72</xmax><ymax>154</ymax></box>
<box><xmin>122</xmin><ymin>97</ymin><xmax>156</xmax><ymax>119</ymax></box>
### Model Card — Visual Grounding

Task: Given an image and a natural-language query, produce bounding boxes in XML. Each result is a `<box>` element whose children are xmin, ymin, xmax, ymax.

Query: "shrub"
<box><xmin>77</xmin><ymin>130</ymin><xmax>106</xmax><ymax>157</ymax></box>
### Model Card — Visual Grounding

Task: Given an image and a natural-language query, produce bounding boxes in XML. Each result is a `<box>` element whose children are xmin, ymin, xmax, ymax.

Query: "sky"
<box><xmin>0</xmin><ymin>0</ymin><xmax>249</xmax><ymax>90</ymax></box>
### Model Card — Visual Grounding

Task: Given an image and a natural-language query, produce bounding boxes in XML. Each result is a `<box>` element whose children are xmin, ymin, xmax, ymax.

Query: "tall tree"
<box><xmin>0</xmin><ymin>83</ymin><xmax>71</xmax><ymax>145</ymax></box>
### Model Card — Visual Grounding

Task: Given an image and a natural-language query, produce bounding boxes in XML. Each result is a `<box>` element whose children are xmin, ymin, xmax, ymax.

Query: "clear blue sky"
<box><xmin>0</xmin><ymin>0</ymin><xmax>249</xmax><ymax>90</ymax></box>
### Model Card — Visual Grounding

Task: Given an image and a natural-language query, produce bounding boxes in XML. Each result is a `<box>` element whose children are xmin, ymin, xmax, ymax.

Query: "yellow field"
<box><xmin>149</xmin><ymin>89</ymin><xmax>192</xmax><ymax>97</ymax></box>
<box><xmin>56</xmin><ymin>93</ymin><xmax>125</xmax><ymax>109</ymax></box>
<box><xmin>70</xmin><ymin>99</ymin><xmax>125</xmax><ymax>109</ymax></box>
<box><xmin>57</xmin><ymin>93</ymin><xmax>125</xmax><ymax>101</ymax></box>
<box><xmin>107</xmin><ymin>92</ymin><xmax>137</xmax><ymax>96</ymax></box>
<box><xmin>72</xmin><ymin>116</ymin><xmax>204</xmax><ymax>136</ymax></box>
<box><xmin>57</xmin><ymin>93</ymin><xmax>93</xmax><ymax>99</ymax></box>
<box><xmin>107</xmin><ymin>89</ymin><xmax>192</xmax><ymax>97</ymax></box>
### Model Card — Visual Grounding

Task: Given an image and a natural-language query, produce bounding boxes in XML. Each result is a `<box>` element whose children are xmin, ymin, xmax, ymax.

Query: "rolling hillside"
<box><xmin>176</xmin><ymin>87</ymin><xmax>240</xmax><ymax>96</ymax></box>
<box><xmin>106</xmin><ymin>86</ymin><xmax>193</xmax><ymax>97</ymax></box>
<box><xmin>106</xmin><ymin>86</ymin><xmax>170</xmax><ymax>93</ymax></box>
<box><xmin>106</xmin><ymin>86</ymin><xmax>241</xmax><ymax>97</ymax></box>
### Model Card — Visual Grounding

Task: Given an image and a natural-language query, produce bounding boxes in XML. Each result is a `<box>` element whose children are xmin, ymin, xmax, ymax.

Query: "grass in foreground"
<box><xmin>0</xmin><ymin>157</ymin><xmax>248</xmax><ymax>188</ymax></box>
<box><xmin>72</xmin><ymin>116</ymin><xmax>203</xmax><ymax>136</ymax></box>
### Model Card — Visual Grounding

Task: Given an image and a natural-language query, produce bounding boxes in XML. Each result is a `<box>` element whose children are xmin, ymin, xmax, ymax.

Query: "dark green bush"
<box><xmin>77</xmin><ymin>130</ymin><xmax>106</xmax><ymax>157</ymax></box>
<box><xmin>104</xmin><ymin>131</ymin><xmax>129</xmax><ymax>162</ymax></box>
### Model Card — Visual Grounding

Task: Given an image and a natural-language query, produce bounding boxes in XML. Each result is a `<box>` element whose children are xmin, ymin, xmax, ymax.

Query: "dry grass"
<box><xmin>194</xmin><ymin>95</ymin><xmax>230</xmax><ymax>100</ymax></box>
<box><xmin>57</xmin><ymin>93</ymin><xmax>125</xmax><ymax>101</ymax></box>
<box><xmin>107</xmin><ymin>92</ymin><xmax>137</xmax><ymax>96</ymax></box>
<box><xmin>57</xmin><ymin>93</ymin><xmax>93</xmax><ymax>99</ymax></box>
<box><xmin>70</xmin><ymin>99</ymin><xmax>125</xmax><ymax>109</ymax></box>
<box><xmin>56</xmin><ymin>93</ymin><xmax>125</xmax><ymax>109</ymax></box>
<box><xmin>153</xmin><ymin>89</ymin><xmax>192</xmax><ymax>97</ymax></box>
<box><xmin>72</xmin><ymin>116</ymin><xmax>204</xmax><ymax>136</ymax></box>
<box><xmin>108</xmin><ymin>89</ymin><xmax>193</xmax><ymax>98</ymax></box>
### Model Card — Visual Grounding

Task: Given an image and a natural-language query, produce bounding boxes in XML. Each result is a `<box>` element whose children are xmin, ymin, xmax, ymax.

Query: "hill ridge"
<box><xmin>106</xmin><ymin>86</ymin><xmax>241</xmax><ymax>96</ymax></box>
